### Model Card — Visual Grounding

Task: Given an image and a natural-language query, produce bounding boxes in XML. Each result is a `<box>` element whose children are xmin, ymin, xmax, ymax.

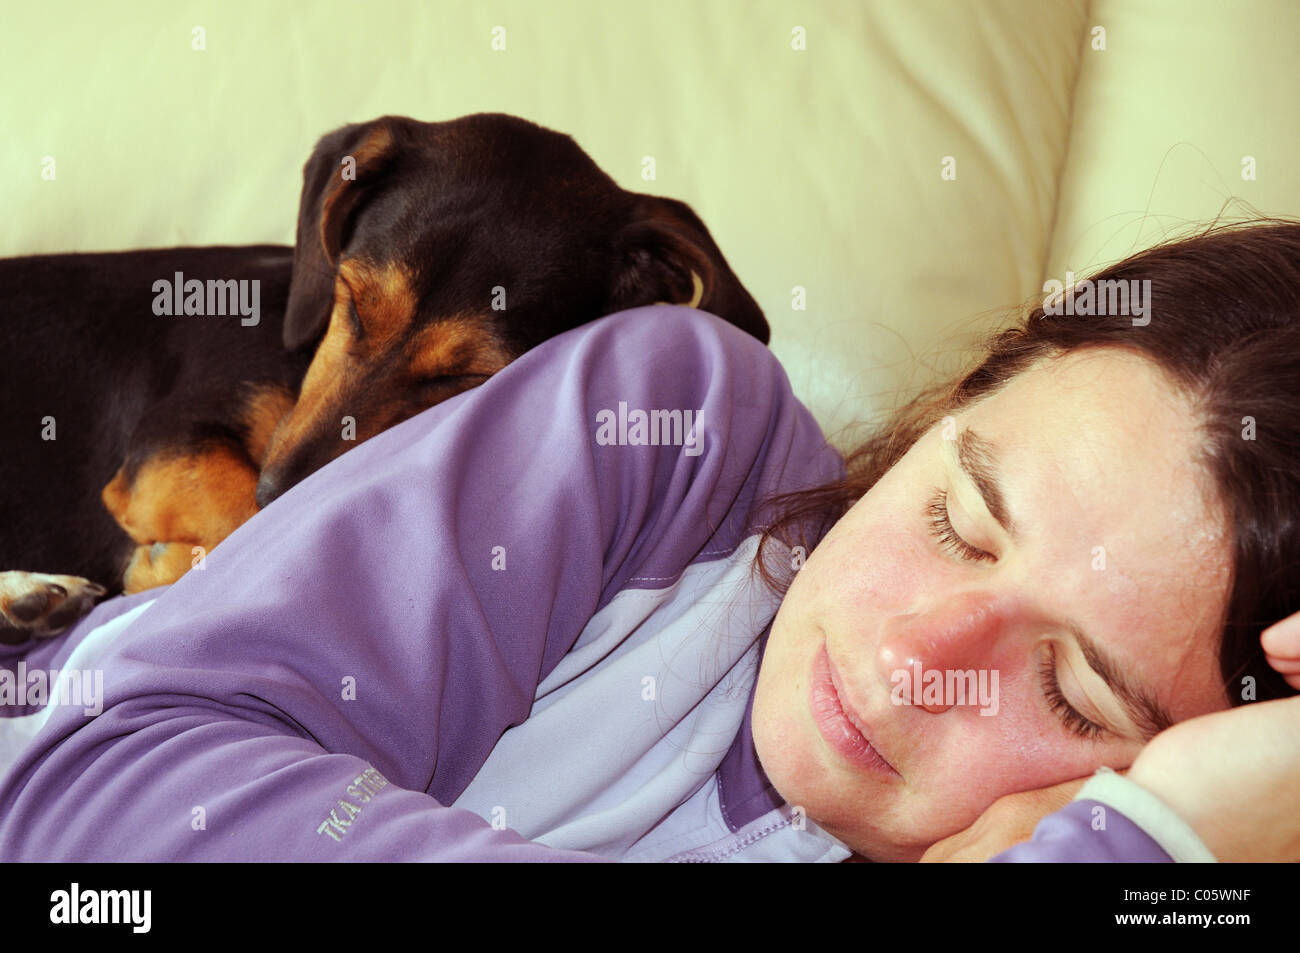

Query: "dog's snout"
<box><xmin>256</xmin><ymin>441</ymin><xmax>340</xmax><ymax>509</ymax></box>
<box><xmin>255</xmin><ymin>470</ymin><xmax>286</xmax><ymax>510</ymax></box>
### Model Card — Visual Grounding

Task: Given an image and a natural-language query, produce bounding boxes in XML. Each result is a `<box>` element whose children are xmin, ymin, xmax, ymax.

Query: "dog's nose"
<box><xmin>258</xmin><ymin>444</ymin><xmax>339</xmax><ymax>509</ymax></box>
<box><xmin>255</xmin><ymin>471</ymin><xmax>284</xmax><ymax>510</ymax></box>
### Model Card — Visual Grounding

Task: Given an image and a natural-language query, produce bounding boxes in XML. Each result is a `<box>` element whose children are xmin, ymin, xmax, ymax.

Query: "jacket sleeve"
<box><xmin>0</xmin><ymin>305</ymin><xmax>839</xmax><ymax>861</ymax></box>
<box><xmin>989</xmin><ymin>767</ymin><xmax>1218</xmax><ymax>863</ymax></box>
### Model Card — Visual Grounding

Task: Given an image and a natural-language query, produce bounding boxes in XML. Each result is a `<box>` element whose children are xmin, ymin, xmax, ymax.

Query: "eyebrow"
<box><xmin>954</xmin><ymin>429</ymin><xmax>1017</xmax><ymax>542</ymax></box>
<box><xmin>1066</xmin><ymin>622</ymin><xmax>1174</xmax><ymax>742</ymax></box>
<box><xmin>951</xmin><ymin>427</ymin><xmax>1176</xmax><ymax>742</ymax></box>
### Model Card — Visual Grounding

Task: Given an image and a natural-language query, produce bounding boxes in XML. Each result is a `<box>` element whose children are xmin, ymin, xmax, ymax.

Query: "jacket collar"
<box><xmin>717</xmin><ymin>622</ymin><xmax>785</xmax><ymax>832</ymax></box>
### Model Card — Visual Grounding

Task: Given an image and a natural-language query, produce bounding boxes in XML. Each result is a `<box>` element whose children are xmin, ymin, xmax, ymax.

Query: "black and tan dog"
<box><xmin>0</xmin><ymin>112</ymin><xmax>767</xmax><ymax>641</ymax></box>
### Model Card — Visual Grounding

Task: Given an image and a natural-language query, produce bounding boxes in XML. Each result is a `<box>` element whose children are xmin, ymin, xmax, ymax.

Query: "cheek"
<box><xmin>804</xmin><ymin>476</ymin><xmax>937</xmax><ymax>629</ymax></box>
<box><xmin>913</xmin><ymin>683</ymin><xmax>1071</xmax><ymax>793</ymax></box>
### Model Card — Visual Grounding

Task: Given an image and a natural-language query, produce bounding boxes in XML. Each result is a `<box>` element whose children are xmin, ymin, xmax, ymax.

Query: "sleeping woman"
<box><xmin>1</xmin><ymin>218</ymin><xmax>1298</xmax><ymax>862</ymax></box>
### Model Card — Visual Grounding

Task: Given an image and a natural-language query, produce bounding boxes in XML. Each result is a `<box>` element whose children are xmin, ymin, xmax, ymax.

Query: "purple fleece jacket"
<box><xmin>0</xmin><ymin>305</ymin><xmax>1176</xmax><ymax>861</ymax></box>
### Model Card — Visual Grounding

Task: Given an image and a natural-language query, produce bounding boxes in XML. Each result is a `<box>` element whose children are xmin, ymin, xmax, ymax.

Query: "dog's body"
<box><xmin>0</xmin><ymin>246</ymin><xmax>304</xmax><ymax>590</ymax></box>
<box><xmin>0</xmin><ymin>113</ymin><xmax>767</xmax><ymax>641</ymax></box>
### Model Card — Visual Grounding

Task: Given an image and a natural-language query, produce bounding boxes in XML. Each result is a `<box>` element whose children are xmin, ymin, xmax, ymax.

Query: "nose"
<box><xmin>255</xmin><ymin>470</ymin><xmax>286</xmax><ymax>509</ymax></box>
<box><xmin>256</xmin><ymin>433</ymin><xmax>354</xmax><ymax>509</ymax></box>
<box><xmin>876</xmin><ymin>589</ymin><xmax>1005</xmax><ymax>712</ymax></box>
<box><xmin>255</xmin><ymin>454</ymin><xmax>313</xmax><ymax>509</ymax></box>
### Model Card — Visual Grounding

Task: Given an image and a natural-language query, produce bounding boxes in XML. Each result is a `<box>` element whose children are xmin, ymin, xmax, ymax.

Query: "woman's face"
<box><xmin>752</xmin><ymin>347</ymin><xmax>1234</xmax><ymax>861</ymax></box>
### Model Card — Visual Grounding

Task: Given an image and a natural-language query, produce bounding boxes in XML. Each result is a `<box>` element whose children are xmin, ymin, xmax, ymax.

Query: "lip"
<box><xmin>809</xmin><ymin>643</ymin><xmax>899</xmax><ymax>777</ymax></box>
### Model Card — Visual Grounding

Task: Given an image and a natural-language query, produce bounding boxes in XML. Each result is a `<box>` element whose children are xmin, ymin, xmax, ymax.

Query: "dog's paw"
<box><xmin>0</xmin><ymin>571</ymin><xmax>108</xmax><ymax>638</ymax></box>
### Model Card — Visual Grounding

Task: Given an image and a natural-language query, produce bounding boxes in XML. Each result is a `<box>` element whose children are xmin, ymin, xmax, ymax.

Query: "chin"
<box><xmin>754</xmin><ymin>658</ymin><xmax>936</xmax><ymax>863</ymax></box>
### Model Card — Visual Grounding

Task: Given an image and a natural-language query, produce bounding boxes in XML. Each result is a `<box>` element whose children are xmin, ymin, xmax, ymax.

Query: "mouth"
<box><xmin>809</xmin><ymin>642</ymin><xmax>900</xmax><ymax>778</ymax></box>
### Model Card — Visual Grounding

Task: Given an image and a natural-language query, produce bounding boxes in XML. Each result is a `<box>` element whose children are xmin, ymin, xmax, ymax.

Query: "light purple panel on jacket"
<box><xmin>990</xmin><ymin>800</ymin><xmax>1173</xmax><ymax>862</ymax></box>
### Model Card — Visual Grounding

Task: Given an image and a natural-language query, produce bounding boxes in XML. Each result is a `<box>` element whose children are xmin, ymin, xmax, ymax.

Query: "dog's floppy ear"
<box><xmin>607</xmin><ymin>196</ymin><xmax>769</xmax><ymax>344</ymax></box>
<box><xmin>283</xmin><ymin>119</ymin><xmax>400</xmax><ymax>351</ymax></box>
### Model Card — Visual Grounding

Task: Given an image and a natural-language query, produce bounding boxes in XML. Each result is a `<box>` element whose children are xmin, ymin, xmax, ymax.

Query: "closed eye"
<box><xmin>925</xmin><ymin>488</ymin><xmax>995</xmax><ymax>563</ymax></box>
<box><xmin>416</xmin><ymin>373</ymin><xmax>492</xmax><ymax>392</ymax></box>
<box><xmin>1038</xmin><ymin>643</ymin><xmax>1108</xmax><ymax>741</ymax></box>
<box><xmin>347</xmin><ymin>298</ymin><xmax>365</xmax><ymax>338</ymax></box>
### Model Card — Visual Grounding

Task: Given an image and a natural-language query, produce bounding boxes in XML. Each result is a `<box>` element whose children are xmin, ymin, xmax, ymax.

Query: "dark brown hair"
<box><xmin>758</xmin><ymin>218</ymin><xmax>1300</xmax><ymax>707</ymax></box>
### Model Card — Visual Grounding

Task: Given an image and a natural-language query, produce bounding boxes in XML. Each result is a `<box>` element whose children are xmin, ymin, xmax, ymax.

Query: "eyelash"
<box><xmin>925</xmin><ymin>488</ymin><xmax>1106</xmax><ymax>741</ymax></box>
<box><xmin>347</xmin><ymin>299</ymin><xmax>365</xmax><ymax>336</ymax></box>
<box><xmin>925</xmin><ymin>489</ymin><xmax>995</xmax><ymax>563</ymax></box>
<box><xmin>1038</xmin><ymin>644</ymin><xmax>1107</xmax><ymax>741</ymax></box>
<box><xmin>419</xmin><ymin>374</ymin><xmax>490</xmax><ymax>392</ymax></box>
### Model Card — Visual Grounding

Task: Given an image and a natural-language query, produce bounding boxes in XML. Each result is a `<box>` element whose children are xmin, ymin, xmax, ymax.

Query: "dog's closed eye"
<box><xmin>346</xmin><ymin>298</ymin><xmax>365</xmax><ymax>338</ymax></box>
<box><xmin>416</xmin><ymin>373</ymin><xmax>492</xmax><ymax>395</ymax></box>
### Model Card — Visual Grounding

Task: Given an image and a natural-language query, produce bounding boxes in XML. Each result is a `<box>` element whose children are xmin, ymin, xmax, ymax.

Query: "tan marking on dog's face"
<box><xmin>241</xmin><ymin>385</ymin><xmax>296</xmax><ymax>467</ymax></box>
<box><xmin>101</xmin><ymin>447</ymin><xmax>259</xmax><ymax>554</ymax></box>
<box><xmin>259</xmin><ymin>278</ymin><xmax>368</xmax><ymax>470</ymax></box>
<box><xmin>261</xmin><ymin>258</ymin><xmax>512</xmax><ymax>489</ymax></box>
<box><xmin>336</xmin><ymin>258</ymin><xmax>420</xmax><ymax>347</ymax></box>
<box><xmin>407</xmin><ymin>314</ymin><xmax>513</xmax><ymax>380</ymax></box>
<box><xmin>263</xmin><ymin>258</ymin><xmax>415</xmax><ymax>467</ymax></box>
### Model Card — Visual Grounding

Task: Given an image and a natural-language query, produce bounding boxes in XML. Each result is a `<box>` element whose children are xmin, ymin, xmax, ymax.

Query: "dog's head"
<box><xmin>256</xmin><ymin>112</ymin><xmax>767</xmax><ymax>507</ymax></box>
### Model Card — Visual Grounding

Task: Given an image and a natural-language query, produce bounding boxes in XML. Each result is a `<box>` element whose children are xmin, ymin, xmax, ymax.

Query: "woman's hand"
<box><xmin>1263</xmin><ymin>611</ymin><xmax>1300</xmax><ymax>692</ymax></box>
<box><xmin>917</xmin><ymin>776</ymin><xmax>1088</xmax><ymax>862</ymax></box>
<box><xmin>1124</xmin><ymin>693</ymin><xmax>1300</xmax><ymax>862</ymax></box>
<box><xmin>1122</xmin><ymin>609</ymin><xmax>1300</xmax><ymax>863</ymax></box>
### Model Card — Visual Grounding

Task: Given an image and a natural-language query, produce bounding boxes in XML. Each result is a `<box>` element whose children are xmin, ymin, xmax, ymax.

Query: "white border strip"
<box><xmin>1074</xmin><ymin>766</ymin><xmax>1217</xmax><ymax>863</ymax></box>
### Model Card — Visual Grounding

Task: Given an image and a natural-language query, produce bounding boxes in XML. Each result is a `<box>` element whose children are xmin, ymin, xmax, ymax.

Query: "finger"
<box><xmin>1261</xmin><ymin>652</ymin><xmax>1300</xmax><ymax>689</ymax></box>
<box><xmin>1261</xmin><ymin>613</ymin><xmax>1300</xmax><ymax>659</ymax></box>
<box><xmin>918</xmin><ymin>843</ymin><xmax>953</xmax><ymax>863</ymax></box>
<box><xmin>1262</xmin><ymin>653</ymin><xmax>1300</xmax><ymax>674</ymax></box>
